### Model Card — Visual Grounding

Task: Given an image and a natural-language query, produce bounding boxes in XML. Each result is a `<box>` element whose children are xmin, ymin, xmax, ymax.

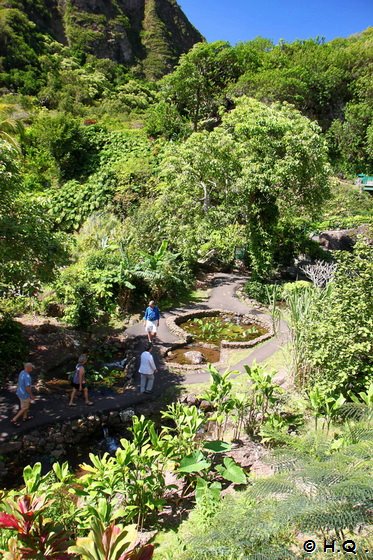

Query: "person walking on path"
<box><xmin>144</xmin><ymin>300</ymin><xmax>160</xmax><ymax>342</ymax></box>
<box><xmin>139</xmin><ymin>343</ymin><xmax>157</xmax><ymax>394</ymax></box>
<box><xmin>11</xmin><ymin>363</ymin><xmax>35</xmax><ymax>426</ymax></box>
<box><xmin>69</xmin><ymin>354</ymin><xmax>93</xmax><ymax>407</ymax></box>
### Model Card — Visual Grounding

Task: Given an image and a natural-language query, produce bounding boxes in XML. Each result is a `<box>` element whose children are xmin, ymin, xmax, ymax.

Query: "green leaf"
<box><xmin>216</xmin><ymin>457</ymin><xmax>247</xmax><ymax>484</ymax></box>
<box><xmin>203</xmin><ymin>440</ymin><xmax>232</xmax><ymax>453</ymax></box>
<box><xmin>178</xmin><ymin>451</ymin><xmax>211</xmax><ymax>474</ymax></box>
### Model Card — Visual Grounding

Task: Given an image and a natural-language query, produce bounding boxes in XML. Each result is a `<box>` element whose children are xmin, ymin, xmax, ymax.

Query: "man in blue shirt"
<box><xmin>143</xmin><ymin>300</ymin><xmax>160</xmax><ymax>342</ymax></box>
<box><xmin>11</xmin><ymin>363</ymin><xmax>35</xmax><ymax>426</ymax></box>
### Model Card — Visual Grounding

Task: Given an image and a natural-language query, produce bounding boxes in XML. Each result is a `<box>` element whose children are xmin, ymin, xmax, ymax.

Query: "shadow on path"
<box><xmin>0</xmin><ymin>273</ymin><xmax>290</xmax><ymax>444</ymax></box>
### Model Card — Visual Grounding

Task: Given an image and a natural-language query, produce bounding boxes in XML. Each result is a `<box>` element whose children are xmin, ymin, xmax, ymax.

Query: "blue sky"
<box><xmin>178</xmin><ymin>0</ymin><xmax>373</xmax><ymax>44</ymax></box>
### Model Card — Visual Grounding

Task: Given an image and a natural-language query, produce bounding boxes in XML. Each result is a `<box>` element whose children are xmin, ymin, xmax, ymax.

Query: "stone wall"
<box><xmin>0</xmin><ymin>408</ymin><xmax>136</xmax><ymax>482</ymax></box>
<box><xmin>165</xmin><ymin>309</ymin><xmax>273</xmax><ymax>371</ymax></box>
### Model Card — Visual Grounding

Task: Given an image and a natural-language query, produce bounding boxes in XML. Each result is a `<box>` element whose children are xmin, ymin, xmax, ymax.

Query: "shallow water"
<box><xmin>181</xmin><ymin>313</ymin><xmax>267</xmax><ymax>346</ymax></box>
<box><xmin>166</xmin><ymin>344</ymin><xmax>220</xmax><ymax>366</ymax></box>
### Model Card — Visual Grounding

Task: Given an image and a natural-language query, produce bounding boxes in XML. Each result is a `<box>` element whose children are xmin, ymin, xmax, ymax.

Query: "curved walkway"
<box><xmin>127</xmin><ymin>273</ymin><xmax>289</xmax><ymax>385</ymax></box>
<box><xmin>0</xmin><ymin>274</ymin><xmax>290</xmax><ymax>445</ymax></box>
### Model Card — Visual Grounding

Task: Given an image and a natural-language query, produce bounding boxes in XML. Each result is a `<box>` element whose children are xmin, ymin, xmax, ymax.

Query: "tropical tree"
<box><xmin>157</xmin><ymin>98</ymin><xmax>330</xmax><ymax>276</ymax></box>
<box><xmin>162</xmin><ymin>41</ymin><xmax>241</xmax><ymax>131</ymax></box>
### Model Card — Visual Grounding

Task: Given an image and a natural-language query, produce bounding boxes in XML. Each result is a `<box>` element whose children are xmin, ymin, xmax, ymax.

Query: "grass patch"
<box><xmin>181</xmin><ymin>381</ymin><xmax>210</xmax><ymax>395</ymax></box>
<box><xmin>226</xmin><ymin>345</ymin><xmax>261</xmax><ymax>368</ymax></box>
<box><xmin>261</xmin><ymin>343</ymin><xmax>291</xmax><ymax>373</ymax></box>
<box><xmin>159</xmin><ymin>288</ymin><xmax>210</xmax><ymax>311</ymax></box>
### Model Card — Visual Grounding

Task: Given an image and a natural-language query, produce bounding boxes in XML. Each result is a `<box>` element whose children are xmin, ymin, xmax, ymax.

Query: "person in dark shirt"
<box><xmin>68</xmin><ymin>354</ymin><xmax>93</xmax><ymax>407</ymax></box>
<box><xmin>143</xmin><ymin>300</ymin><xmax>160</xmax><ymax>342</ymax></box>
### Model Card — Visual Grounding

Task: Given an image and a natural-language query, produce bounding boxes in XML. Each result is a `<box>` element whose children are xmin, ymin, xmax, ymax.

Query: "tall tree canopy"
<box><xmin>140</xmin><ymin>98</ymin><xmax>330</xmax><ymax>275</ymax></box>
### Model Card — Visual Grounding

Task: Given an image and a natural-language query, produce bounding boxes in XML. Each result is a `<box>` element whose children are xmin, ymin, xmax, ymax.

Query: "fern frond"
<box><xmin>339</xmin><ymin>402</ymin><xmax>373</xmax><ymax>421</ymax></box>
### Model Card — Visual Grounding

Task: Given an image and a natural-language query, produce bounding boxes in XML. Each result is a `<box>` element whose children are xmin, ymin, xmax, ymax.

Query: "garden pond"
<box><xmin>166</xmin><ymin>313</ymin><xmax>268</xmax><ymax>366</ymax></box>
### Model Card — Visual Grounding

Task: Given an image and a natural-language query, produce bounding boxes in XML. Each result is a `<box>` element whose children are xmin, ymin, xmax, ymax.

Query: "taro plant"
<box><xmin>191</xmin><ymin>317</ymin><xmax>225</xmax><ymax>342</ymax></box>
<box><xmin>177</xmin><ymin>446</ymin><xmax>246</xmax><ymax>493</ymax></box>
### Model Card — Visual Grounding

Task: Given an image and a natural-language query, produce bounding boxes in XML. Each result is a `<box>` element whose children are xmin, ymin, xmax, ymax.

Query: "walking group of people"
<box><xmin>10</xmin><ymin>301</ymin><xmax>161</xmax><ymax>426</ymax></box>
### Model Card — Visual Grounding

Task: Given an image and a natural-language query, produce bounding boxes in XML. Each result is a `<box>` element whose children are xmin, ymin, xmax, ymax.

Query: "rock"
<box><xmin>184</xmin><ymin>351</ymin><xmax>206</xmax><ymax>365</ymax></box>
<box><xmin>119</xmin><ymin>409</ymin><xmax>135</xmax><ymax>422</ymax></box>
<box><xmin>197</xmin><ymin>249</ymin><xmax>223</xmax><ymax>271</ymax></box>
<box><xmin>316</xmin><ymin>225</ymin><xmax>372</xmax><ymax>251</ymax></box>
<box><xmin>157</xmin><ymin>345</ymin><xmax>169</xmax><ymax>358</ymax></box>
<box><xmin>185</xmin><ymin>394</ymin><xmax>198</xmax><ymax>406</ymax></box>
<box><xmin>0</xmin><ymin>442</ymin><xmax>22</xmax><ymax>454</ymax></box>
<box><xmin>199</xmin><ymin>400</ymin><xmax>213</xmax><ymax>412</ymax></box>
<box><xmin>51</xmin><ymin>449</ymin><xmax>65</xmax><ymax>459</ymax></box>
<box><xmin>128</xmin><ymin>314</ymin><xmax>142</xmax><ymax>326</ymax></box>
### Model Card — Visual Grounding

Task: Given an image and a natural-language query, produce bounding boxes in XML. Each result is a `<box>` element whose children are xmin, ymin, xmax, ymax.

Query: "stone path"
<box><xmin>0</xmin><ymin>273</ymin><xmax>290</xmax><ymax>445</ymax></box>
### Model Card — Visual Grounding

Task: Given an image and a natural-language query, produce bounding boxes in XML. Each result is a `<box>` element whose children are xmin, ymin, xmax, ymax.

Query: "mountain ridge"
<box><xmin>0</xmin><ymin>0</ymin><xmax>204</xmax><ymax>80</ymax></box>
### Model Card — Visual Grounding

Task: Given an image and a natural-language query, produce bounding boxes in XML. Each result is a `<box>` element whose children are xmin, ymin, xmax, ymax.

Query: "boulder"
<box><xmin>184</xmin><ymin>351</ymin><xmax>206</xmax><ymax>365</ymax></box>
<box><xmin>199</xmin><ymin>400</ymin><xmax>213</xmax><ymax>412</ymax></box>
<box><xmin>315</xmin><ymin>225</ymin><xmax>372</xmax><ymax>251</ymax></box>
<box><xmin>186</xmin><ymin>394</ymin><xmax>198</xmax><ymax>406</ymax></box>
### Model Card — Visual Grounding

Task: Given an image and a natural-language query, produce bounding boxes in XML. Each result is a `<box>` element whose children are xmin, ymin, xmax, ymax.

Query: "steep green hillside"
<box><xmin>0</xmin><ymin>0</ymin><xmax>204</xmax><ymax>86</ymax></box>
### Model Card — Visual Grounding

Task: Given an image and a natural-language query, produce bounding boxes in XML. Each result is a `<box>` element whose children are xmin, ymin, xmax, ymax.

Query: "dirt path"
<box><xmin>0</xmin><ymin>274</ymin><xmax>290</xmax><ymax>444</ymax></box>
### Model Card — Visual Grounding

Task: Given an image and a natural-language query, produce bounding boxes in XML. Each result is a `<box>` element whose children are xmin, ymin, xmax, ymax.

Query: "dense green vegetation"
<box><xmin>0</xmin><ymin>367</ymin><xmax>371</xmax><ymax>558</ymax></box>
<box><xmin>0</xmin><ymin>7</ymin><xmax>372</xmax><ymax>558</ymax></box>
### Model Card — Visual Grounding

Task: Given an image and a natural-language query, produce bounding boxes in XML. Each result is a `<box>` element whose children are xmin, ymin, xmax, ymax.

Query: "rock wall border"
<box><xmin>165</xmin><ymin>309</ymin><xmax>273</xmax><ymax>371</ymax></box>
<box><xmin>0</xmin><ymin>408</ymin><xmax>137</xmax><ymax>481</ymax></box>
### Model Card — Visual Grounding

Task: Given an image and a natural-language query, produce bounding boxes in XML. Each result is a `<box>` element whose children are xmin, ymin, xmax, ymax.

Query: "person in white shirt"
<box><xmin>139</xmin><ymin>343</ymin><xmax>157</xmax><ymax>394</ymax></box>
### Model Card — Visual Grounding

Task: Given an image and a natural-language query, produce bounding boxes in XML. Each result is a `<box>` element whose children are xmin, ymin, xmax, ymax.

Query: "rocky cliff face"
<box><xmin>1</xmin><ymin>0</ymin><xmax>203</xmax><ymax>79</ymax></box>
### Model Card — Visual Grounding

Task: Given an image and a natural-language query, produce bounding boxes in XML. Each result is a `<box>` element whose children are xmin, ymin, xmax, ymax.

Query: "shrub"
<box><xmin>281</xmin><ymin>280</ymin><xmax>312</xmax><ymax>299</ymax></box>
<box><xmin>26</xmin><ymin>112</ymin><xmax>102</xmax><ymax>182</ymax></box>
<box><xmin>145</xmin><ymin>100</ymin><xmax>190</xmax><ymax>139</ymax></box>
<box><xmin>288</xmin><ymin>238</ymin><xmax>373</xmax><ymax>392</ymax></box>
<box><xmin>244</xmin><ymin>280</ymin><xmax>268</xmax><ymax>304</ymax></box>
<box><xmin>0</xmin><ymin>313</ymin><xmax>27</xmax><ymax>385</ymax></box>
